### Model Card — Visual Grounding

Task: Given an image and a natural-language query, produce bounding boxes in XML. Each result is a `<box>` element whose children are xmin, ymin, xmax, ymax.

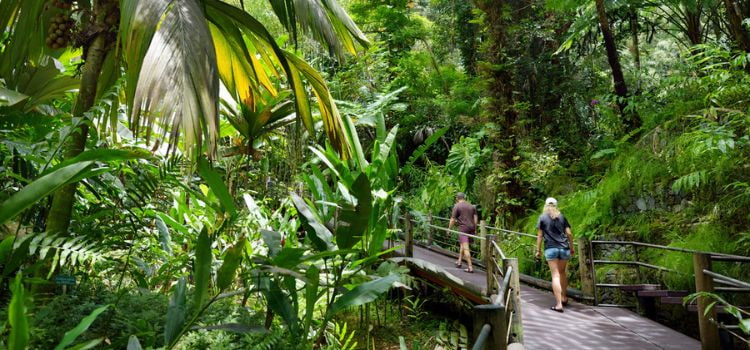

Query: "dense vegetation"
<box><xmin>1</xmin><ymin>0</ymin><xmax>750</xmax><ymax>348</ymax></box>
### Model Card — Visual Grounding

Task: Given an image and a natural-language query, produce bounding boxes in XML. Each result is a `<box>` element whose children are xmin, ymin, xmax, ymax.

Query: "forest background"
<box><xmin>1</xmin><ymin>0</ymin><xmax>750</xmax><ymax>348</ymax></box>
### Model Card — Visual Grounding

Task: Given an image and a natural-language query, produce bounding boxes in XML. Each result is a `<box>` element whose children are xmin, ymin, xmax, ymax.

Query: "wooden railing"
<box><xmin>472</xmin><ymin>235</ymin><xmax>523</xmax><ymax>350</ymax></box>
<box><xmin>579</xmin><ymin>239</ymin><xmax>750</xmax><ymax>349</ymax></box>
<box><xmin>400</xmin><ymin>213</ymin><xmax>524</xmax><ymax>350</ymax></box>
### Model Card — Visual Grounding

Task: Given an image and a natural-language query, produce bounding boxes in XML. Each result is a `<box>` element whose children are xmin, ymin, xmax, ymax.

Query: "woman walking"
<box><xmin>535</xmin><ymin>197</ymin><xmax>575</xmax><ymax>312</ymax></box>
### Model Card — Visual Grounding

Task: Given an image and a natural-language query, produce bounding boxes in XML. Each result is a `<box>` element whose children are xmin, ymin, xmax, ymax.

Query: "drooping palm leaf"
<box><xmin>205</xmin><ymin>0</ymin><xmax>352</xmax><ymax>159</ymax></box>
<box><xmin>269</xmin><ymin>0</ymin><xmax>369</xmax><ymax>58</ymax></box>
<box><xmin>122</xmin><ymin>0</ymin><xmax>219</xmax><ymax>159</ymax></box>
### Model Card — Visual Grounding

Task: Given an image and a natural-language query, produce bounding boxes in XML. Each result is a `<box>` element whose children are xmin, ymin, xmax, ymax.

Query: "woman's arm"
<box><xmin>535</xmin><ymin>229</ymin><xmax>543</xmax><ymax>258</ymax></box>
<box><xmin>566</xmin><ymin>227</ymin><xmax>575</xmax><ymax>256</ymax></box>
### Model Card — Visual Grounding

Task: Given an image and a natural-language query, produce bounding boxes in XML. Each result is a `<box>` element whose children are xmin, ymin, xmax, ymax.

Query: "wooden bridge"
<box><xmin>388</xmin><ymin>213</ymin><xmax>750</xmax><ymax>350</ymax></box>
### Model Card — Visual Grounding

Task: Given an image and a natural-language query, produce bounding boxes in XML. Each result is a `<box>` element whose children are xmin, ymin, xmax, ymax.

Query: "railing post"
<box><xmin>693</xmin><ymin>253</ymin><xmax>719</xmax><ymax>350</ymax></box>
<box><xmin>404</xmin><ymin>212</ymin><xmax>413</xmax><ymax>258</ymax></box>
<box><xmin>479</xmin><ymin>220</ymin><xmax>488</xmax><ymax>261</ymax></box>
<box><xmin>503</xmin><ymin>258</ymin><xmax>523</xmax><ymax>344</ymax></box>
<box><xmin>484</xmin><ymin>234</ymin><xmax>496</xmax><ymax>297</ymax></box>
<box><xmin>472</xmin><ymin>304</ymin><xmax>505</xmax><ymax>350</ymax></box>
<box><xmin>577</xmin><ymin>237</ymin><xmax>596</xmax><ymax>304</ymax></box>
<box><xmin>426</xmin><ymin>213</ymin><xmax>434</xmax><ymax>246</ymax></box>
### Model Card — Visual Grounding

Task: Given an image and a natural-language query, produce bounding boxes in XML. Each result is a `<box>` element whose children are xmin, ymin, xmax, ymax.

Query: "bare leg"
<box><xmin>558</xmin><ymin>259</ymin><xmax>569</xmax><ymax>303</ymax></box>
<box><xmin>461</xmin><ymin>242</ymin><xmax>473</xmax><ymax>271</ymax></box>
<box><xmin>548</xmin><ymin>260</ymin><xmax>563</xmax><ymax>309</ymax></box>
<box><xmin>456</xmin><ymin>243</ymin><xmax>464</xmax><ymax>266</ymax></box>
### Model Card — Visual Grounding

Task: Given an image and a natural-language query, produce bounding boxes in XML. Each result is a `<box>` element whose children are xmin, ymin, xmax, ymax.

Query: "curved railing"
<box><xmin>399</xmin><ymin>213</ymin><xmax>524</xmax><ymax>350</ymax></box>
<box><xmin>398</xmin><ymin>210</ymin><xmax>750</xmax><ymax>349</ymax></box>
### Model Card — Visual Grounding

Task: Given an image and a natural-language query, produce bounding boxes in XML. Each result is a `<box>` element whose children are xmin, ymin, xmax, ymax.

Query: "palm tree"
<box><xmin>0</xmin><ymin>0</ymin><xmax>368</xmax><ymax>234</ymax></box>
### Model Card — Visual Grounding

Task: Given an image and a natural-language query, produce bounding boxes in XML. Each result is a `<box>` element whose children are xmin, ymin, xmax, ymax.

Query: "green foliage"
<box><xmin>445</xmin><ymin>136</ymin><xmax>485</xmax><ymax>192</ymax></box>
<box><xmin>8</xmin><ymin>274</ymin><xmax>29</xmax><ymax>350</ymax></box>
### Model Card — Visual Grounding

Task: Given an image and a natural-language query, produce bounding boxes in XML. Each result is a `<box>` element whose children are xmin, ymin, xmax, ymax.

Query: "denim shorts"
<box><xmin>544</xmin><ymin>247</ymin><xmax>571</xmax><ymax>261</ymax></box>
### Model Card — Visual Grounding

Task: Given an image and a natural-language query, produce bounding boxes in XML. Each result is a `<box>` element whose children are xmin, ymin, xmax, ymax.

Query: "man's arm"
<box><xmin>566</xmin><ymin>227</ymin><xmax>575</xmax><ymax>256</ymax></box>
<box><xmin>448</xmin><ymin>217</ymin><xmax>456</xmax><ymax>230</ymax></box>
<box><xmin>535</xmin><ymin>229</ymin><xmax>543</xmax><ymax>258</ymax></box>
<box><xmin>473</xmin><ymin>214</ymin><xmax>478</xmax><ymax>227</ymax></box>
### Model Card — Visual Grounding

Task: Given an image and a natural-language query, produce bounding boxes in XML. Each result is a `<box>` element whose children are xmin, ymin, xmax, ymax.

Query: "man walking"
<box><xmin>448</xmin><ymin>192</ymin><xmax>478</xmax><ymax>273</ymax></box>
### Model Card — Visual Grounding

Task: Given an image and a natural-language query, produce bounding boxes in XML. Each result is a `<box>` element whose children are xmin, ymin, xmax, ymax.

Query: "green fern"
<box><xmin>17</xmin><ymin>232</ymin><xmax>109</xmax><ymax>276</ymax></box>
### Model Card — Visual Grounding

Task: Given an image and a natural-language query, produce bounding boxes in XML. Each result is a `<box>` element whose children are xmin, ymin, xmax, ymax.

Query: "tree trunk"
<box><xmin>685</xmin><ymin>8</ymin><xmax>703</xmax><ymax>46</ymax></box>
<box><xmin>45</xmin><ymin>33</ymin><xmax>112</xmax><ymax>234</ymax></box>
<box><xmin>595</xmin><ymin>0</ymin><xmax>641</xmax><ymax>132</ymax></box>
<box><xmin>629</xmin><ymin>6</ymin><xmax>641</xmax><ymax>71</ymax></box>
<box><xmin>723</xmin><ymin>0</ymin><xmax>750</xmax><ymax>51</ymax></box>
<box><xmin>475</xmin><ymin>0</ymin><xmax>525</xmax><ymax>222</ymax></box>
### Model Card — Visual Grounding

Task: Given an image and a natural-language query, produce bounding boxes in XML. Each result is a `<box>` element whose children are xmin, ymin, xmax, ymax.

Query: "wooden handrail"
<box><xmin>592</xmin><ymin>240</ymin><xmax>749</xmax><ymax>260</ymax></box>
<box><xmin>702</xmin><ymin>269</ymin><xmax>750</xmax><ymax>289</ymax></box>
<box><xmin>492</xmin><ymin>240</ymin><xmax>507</xmax><ymax>260</ymax></box>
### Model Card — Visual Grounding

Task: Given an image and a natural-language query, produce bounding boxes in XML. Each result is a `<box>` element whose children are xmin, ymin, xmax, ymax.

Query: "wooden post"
<box><xmin>693</xmin><ymin>253</ymin><xmax>719</xmax><ymax>350</ymax></box>
<box><xmin>577</xmin><ymin>237</ymin><xmax>596</xmax><ymax>305</ymax></box>
<box><xmin>484</xmin><ymin>234</ymin><xmax>496</xmax><ymax>296</ymax></box>
<box><xmin>503</xmin><ymin>258</ymin><xmax>523</xmax><ymax>344</ymax></box>
<box><xmin>404</xmin><ymin>212</ymin><xmax>413</xmax><ymax>258</ymax></box>
<box><xmin>480</xmin><ymin>220</ymin><xmax>488</xmax><ymax>261</ymax></box>
<box><xmin>472</xmin><ymin>304</ymin><xmax>505</xmax><ymax>350</ymax></box>
<box><xmin>426</xmin><ymin>214</ymin><xmax>434</xmax><ymax>246</ymax></box>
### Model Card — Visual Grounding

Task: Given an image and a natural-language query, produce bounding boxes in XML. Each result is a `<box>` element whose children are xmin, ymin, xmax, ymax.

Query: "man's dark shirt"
<box><xmin>451</xmin><ymin>201</ymin><xmax>477</xmax><ymax>233</ymax></box>
<box><xmin>536</xmin><ymin>213</ymin><xmax>571</xmax><ymax>249</ymax></box>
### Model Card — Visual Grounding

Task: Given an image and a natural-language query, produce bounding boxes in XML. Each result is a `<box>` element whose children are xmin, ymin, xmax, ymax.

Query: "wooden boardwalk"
<box><xmin>396</xmin><ymin>244</ymin><xmax>701</xmax><ymax>350</ymax></box>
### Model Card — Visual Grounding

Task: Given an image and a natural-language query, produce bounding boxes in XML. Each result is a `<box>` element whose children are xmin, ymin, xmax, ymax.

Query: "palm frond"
<box><xmin>269</xmin><ymin>0</ymin><xmax>369</xmax><ymax>58</ymax></box>
<box><xmin>17</xmin><ymin>232</ymin><xmax>110</xmax><ymax>276</ymax></box>
<box><xmin>122</xmin><ymin>0</ymin><xmax>220</xmax><ymax>160</ymax></box>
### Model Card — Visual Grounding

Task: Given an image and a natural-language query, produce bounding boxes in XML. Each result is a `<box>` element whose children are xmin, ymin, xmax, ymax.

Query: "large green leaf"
<box><xmin>197</xmin><ymin>157</ymin><xmax>237</xmax><ymax>216</ymax></box>
<box><xmin>303</xmin><ymin>265</ymin><xmax>320</xmax><ymax>335</ymax></box>
<box><xmin>0</xmin><ymin>161</ymin><xmax>93</xmax><ymax>225</ymax></box>
<box><xmin>335</xmin><ymin>172</ymin><xmax>372</xmax><ymax>249</ymax></box>
<box><xmin>193</xmin><ymin>228</ymin><xmax>213</xmax><ymax>310</ymax></box>
<box><xmin>9</xmin><ymin>274</ymin><xmax>29</xmax><ymax>350</ymax></box>
<box><xmin>291</xmin><ymin>193</ymin><xmax>333</xmax><ymax>251</ymax></box>
<box><xmin>329</xmin><ymin>274</ymin><xmax>399</xmax><ymax>315</ymax></box>
<box><xmin>41</xmin><ymin>148</ymin><xmax>150</xmax><ymax>176</ymax></box>
<box><xmin>263</xmin><ymin>279</ymin><xmax>299</xmax><ymax>336</ymax></box>
<box><xmin>164</xmin><ymin>278</ymin><xmax>187</xmax><ymax>346</ymax></box>
<box><xmin>54</xmin><ymin>305</ymin><xmax>109</xmax><ymax>350</ymax></box>
<box><xmin>216</xmin><ymin>238</ymin><xmax>245</xmax><ymax>290</ymax></box>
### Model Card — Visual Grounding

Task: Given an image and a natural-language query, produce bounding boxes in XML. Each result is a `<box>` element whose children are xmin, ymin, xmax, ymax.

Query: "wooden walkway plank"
<box><xmin>393</xmin><ymin>243</ymin><xmax>700</xmax><ymax>350</ymax></box>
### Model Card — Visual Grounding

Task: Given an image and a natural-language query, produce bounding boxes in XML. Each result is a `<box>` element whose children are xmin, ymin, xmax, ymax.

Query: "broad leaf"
<box><xmin>217</xmin><ymin>238</ymin><xmax>245</xmax><ymax>290</ymax></box>
<box><xmin>0</xmin><ymin>161</ymin><xmax>93</xmax><ymax>225</ymax></box>
<box><xmin>260</xmin><ymin>230</ymin><xmax>282</xmax><ymax>257</ymax></box>
<box><xmin>9</xmin><ymin>274</ymin><xmax>29</xmax><ymax>350</ymax></box>
<box><xmin>193</xmin><ymin>228</ymin><xmax>213</xmax><ymax>310</ymax></box>
<box><xmin>291</xmin><ymin>193</ymin><xmax>333</xmax><ymax>251</ymax></box>
<box><xmin>330</xmin><ymin>274</ymin><xmax>399</xmax><ymax>315</ymax></box>
<box><xmin>336</xmin><ymin>172</ymin><xmax>372</xmax><ymax>249</ymax></box>
<box><xmin>164</xmin><ymin>278</ymin><xmax>187</xmax><ymax>346</ymax></box>
<box><xmin>54</xmin><ymin>305</ymin><xmax>109</xmax><ymax>350</ymax></box>
<box><xmin>303</xmin><ymin>265</ymin><xmax>320</xmax><ymax>334</ymax></box>
<box><xmin>197</xmin><ymin>157</ymin><xmax>237</xmax><ymax>216</ymax></box>
<box><xmin>263</xmin><ymin>279</ymin><xmax>299</xmax><ymax>336</ymax></box>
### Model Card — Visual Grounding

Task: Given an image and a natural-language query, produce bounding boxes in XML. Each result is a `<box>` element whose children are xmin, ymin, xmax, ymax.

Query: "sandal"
<box><xmin>464</xmin><ymin>268</ymin><xmax>474</xmax><ymax>273</ymax></box>
<box><xmin>550</xmin><ymin>306</ymin><xmax>564</xmax><ymax>313</ymax></box>
<box><xmin>455</xmin><ymin>262</ymin><xmax>462</xmax><ymax>268</ymax></box>
<box><xmin>562</xmin><ymin>300</ymin><xmax>569</xmax><ymax>306</ymax></box>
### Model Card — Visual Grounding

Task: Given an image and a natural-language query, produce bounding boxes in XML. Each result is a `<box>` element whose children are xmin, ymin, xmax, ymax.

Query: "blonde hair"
<box><xmin>544</xmin><ymin>204</ymin><xmax>561</xmax><ymax>219</ymax></box>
